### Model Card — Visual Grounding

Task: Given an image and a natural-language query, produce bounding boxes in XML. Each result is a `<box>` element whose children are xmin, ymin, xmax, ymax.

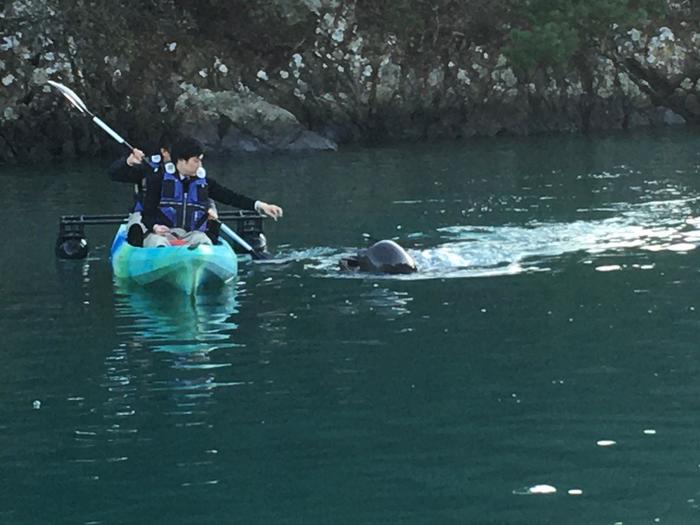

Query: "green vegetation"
<box><xmin>355</xmin><ymin>0</ymin><xmax>666</xmax><ymax>71</ymax></box>
<box><xmin>43</xmin><ymin>0</ymin><xmax>669</xmax><ymax>73</ymax></box>
<box><xmin>503</xmin><ymin>0</ymin><xmax>667</xmax><ymax>72</ymax></box>
<box><xmin>355</xmin><ymin>1</ymin><xmax>517</xmax><ymax>49</ymax></box>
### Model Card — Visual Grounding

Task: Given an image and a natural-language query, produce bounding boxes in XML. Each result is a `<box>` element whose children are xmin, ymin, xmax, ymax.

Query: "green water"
<box><xmin>2</xmin><ymin>129</ymin><xmax>700</xmax><ymax>524</ymax></box>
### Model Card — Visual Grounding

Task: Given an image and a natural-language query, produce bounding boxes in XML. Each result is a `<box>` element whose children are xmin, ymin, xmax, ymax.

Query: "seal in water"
<box><xmin>340</xmin><ymin>239</ymin><xmax>417</xmax><ymax>274</ymax></box>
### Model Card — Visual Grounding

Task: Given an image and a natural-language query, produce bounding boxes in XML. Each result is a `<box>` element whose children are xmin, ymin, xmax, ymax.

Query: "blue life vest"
<box><xmin>158</xmin><ymin>168</ymin><xmax>210</xmax><ymax>231</ymax></box>
<box><xmin>132</xmin><ymin>155</ymin><xmax>164</xmax><ymax>213</ymax></box>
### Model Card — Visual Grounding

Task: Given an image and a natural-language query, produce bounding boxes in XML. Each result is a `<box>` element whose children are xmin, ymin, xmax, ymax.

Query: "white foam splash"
<box><xmin>283</xmin><ymin>197</ymin><xmax>700</xmax><ymax>280</ymax></box>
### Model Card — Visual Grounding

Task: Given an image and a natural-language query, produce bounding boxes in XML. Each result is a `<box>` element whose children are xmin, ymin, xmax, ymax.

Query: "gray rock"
<box><xmin>662</xmin><ymin>107</ymin><xmax>686</xmax><ymax>125</ymax></box>
<box><xmin>174</xmin><ymin>86</ymin><xmax>337</xmax><ymax>153</ymax></box>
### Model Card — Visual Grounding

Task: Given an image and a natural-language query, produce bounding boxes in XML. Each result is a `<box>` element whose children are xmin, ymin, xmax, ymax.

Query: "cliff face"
<box><xmin>1</xmin><ymin>0</ymin><xmax>698</xmax><ymax>163</ymax></box>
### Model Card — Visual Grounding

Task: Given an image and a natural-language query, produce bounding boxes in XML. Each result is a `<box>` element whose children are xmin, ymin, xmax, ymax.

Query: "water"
<box><xmin>2</xmin><ymin>129</ymin><xmax>700</xmax><ymax>524</ymax></box>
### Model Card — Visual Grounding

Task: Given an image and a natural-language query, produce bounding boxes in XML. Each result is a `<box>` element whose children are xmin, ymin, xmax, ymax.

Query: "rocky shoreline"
<box><xmin>1</xmin><ymin>0</ymin><xmax>698</xmax><ymax>164</ymax></box>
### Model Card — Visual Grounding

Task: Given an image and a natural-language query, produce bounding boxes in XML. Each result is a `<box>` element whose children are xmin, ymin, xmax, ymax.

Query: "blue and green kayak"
<box><xmin>110</xmin><ymin>225</ymin><xmax>238</xmax><ymax>294</ymax></box>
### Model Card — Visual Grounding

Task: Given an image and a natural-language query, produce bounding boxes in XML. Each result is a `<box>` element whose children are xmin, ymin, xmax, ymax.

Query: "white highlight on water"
<box><xmin>597</xmin><ymin>440</ymin><xmax>617</xmax><ymax>447</ymax></box>
<box><xmin>595</xmin><ymin>265</ymin><xmax>622</xmax><ymax>272</ymax></box>
<box><xmin>513</xmin><ymin>484</ymin><xmax>558</xmax><ymax>495</ymax></box>
<box><xmin>528</xmin><ymin>484</ymin><xmax>556</xmax><ymax>494</ymax></box>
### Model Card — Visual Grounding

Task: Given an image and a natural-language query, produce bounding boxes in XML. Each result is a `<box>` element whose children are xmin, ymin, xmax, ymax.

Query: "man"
<box><xmin>108</xmin><ymin>133</ymin><xmax>175</xmax><ymax>245</ymax></box>
<box><xmin>141</xmin><ymin>137</ymin><xmax>282</xmax><ymax>248</ymax></box>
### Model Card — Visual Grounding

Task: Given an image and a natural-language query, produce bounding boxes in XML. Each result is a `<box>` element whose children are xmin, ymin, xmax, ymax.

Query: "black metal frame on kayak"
<box><xmin>56</xmin><ymin>210</ymin><xmax>268</xmax><ymax>260</ymax></box>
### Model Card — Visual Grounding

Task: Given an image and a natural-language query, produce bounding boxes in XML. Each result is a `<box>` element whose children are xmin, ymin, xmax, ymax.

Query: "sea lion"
<box><xmin>340</xmin><ymin>240</ymin><xmax>417</xmax><ymax>274</ymax></box>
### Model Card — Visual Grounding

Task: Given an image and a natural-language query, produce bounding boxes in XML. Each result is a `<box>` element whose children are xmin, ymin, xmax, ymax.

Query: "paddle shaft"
<box><xmin>217</xmin><ymin>221</ymin><xmax>269</xmax><ymax>260</ymax></box>
<box><xmin>91</xmin><ymin>115</ymin><xmax>135</xmax><ymax>150</ymax></box>
<box><xmin>219</xmin><ymin>223</ymin><xmax>255</xmax><ymax>252</ymax></box>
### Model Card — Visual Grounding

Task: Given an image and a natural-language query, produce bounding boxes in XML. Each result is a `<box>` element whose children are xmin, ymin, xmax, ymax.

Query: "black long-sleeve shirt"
<box><xmin>108</xmin><ymin>156</ymin><xmax>149</xmax><ymax>184</ymax></box>
<box><xmin>107</xmin><ymin>156</ymin><xmax>153</xmax><ymax>212</ymax></box>
<box><xmin>141</xmin><ymin>169</ymin><xmax>257</xmax><ymax>231</ymax></box>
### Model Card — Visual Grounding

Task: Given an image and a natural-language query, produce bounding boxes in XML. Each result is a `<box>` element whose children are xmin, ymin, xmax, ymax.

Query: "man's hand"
<box><xmin>126</xmin><ymin>148</ymin><xmax>145</xmax><ymax>166</ymax></box>
<box><xmin>256</xmin><ymin>202</ymin><xmax>284</xmax><ymax>221</ymax></box>
<box><xmin>207</xmin><ymin>208</ymin><xmax>219</xmax><ymax>220</ymax></box>
<box><xmin>153</xmin><ymin>224</ymin><xmax>170</xmax><ymax>234</ymax></box>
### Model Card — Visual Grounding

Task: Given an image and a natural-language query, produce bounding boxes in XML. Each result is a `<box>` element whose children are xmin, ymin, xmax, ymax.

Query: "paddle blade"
<box><xmin>47</xmin><ymin>80</ymin><xmax>89</xmax><ymax>114</ymax></box>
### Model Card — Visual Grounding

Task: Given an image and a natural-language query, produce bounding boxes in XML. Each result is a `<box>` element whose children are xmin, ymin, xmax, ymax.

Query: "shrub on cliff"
<box><xmin>503</xmin><ymin>0</ymin><xmax>667</xmax><ymax>72</ymax></box>
<box><xmin>355</xmin><ymin>0</ymin><xmax>518</xmax><ymax>49</ymax></box>
<box><xmin>175</xmin><ymin>0</ymin><xmax>316</xmax><ymax>62</ymax></box>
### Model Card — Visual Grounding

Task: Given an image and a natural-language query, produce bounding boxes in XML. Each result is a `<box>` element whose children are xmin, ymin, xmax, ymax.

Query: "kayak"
<box><xmin>110</xmin><ymin>225</ymin><xmax>238</xmax><ymax>294</ymax></box>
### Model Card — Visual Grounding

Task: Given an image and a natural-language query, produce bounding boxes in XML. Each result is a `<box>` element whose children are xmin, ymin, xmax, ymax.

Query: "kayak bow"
<box><xmin>110</xmin><ymin>225</ymin><xmax>238</xmax><ymax>294</ymax></box>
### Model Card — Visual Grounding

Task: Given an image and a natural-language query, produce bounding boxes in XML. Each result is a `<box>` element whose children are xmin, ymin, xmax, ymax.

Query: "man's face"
<box><xmin>177</xmin><ymin>154</ymin><xmax>203</xmax><ymax>177</ymax></box>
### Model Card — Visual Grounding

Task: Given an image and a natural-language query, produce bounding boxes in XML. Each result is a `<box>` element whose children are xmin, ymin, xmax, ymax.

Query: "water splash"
<box><xmin>284</xmin><ymin>198</ymin><xmax>700</xmax><ymax>280</ymax></box>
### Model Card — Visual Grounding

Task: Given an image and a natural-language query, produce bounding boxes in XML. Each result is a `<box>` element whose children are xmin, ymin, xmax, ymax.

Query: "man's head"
<box><xmin>172</xmin><ymin>137</ymin><xmax>204</xmax><ymax>177</ymax></box>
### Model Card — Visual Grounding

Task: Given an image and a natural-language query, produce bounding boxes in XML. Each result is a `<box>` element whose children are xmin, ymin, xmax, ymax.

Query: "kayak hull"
<box><xmin>110</xmin><ymin>226</ymin><xmax>238</xmax><ymax>294</ymax></box>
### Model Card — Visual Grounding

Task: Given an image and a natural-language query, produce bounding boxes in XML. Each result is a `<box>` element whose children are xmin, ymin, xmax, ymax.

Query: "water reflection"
<box><xmin>113</xmin><ymin>283</ymin><xmax>240</xmax><ymax>356</ymax></box>
<box><xmin>100</xmin><ymin>283</ymin><xmax>243</xmax><ymax>432</ymax></box>
<box><xmin>66</xmin><ymin>285</ymin><xmax>244</xmax><ymax>489</ymax></box>
<box><xmin>361</xmin><ymin>285</ymin><xmax>413</xmax><ymax>319</ymax></box>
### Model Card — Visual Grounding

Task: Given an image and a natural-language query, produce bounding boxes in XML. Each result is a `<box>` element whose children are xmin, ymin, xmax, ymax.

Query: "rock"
<box><xmin>659</xmin><ymin>108</ymin><xmax>685</xmax><ymax>126</ymax></box>
<box><xmin>643</xmin><ymin>27</ymin><xmax>688</xmax><ymax>82</ymax></box>
<box><xmin>288</xmin><ymin>130</ymin><xmax>337</xmax><ymax>151</ymax></box>
<box><xmin>686</xmin><ymin>94</ymin><xmax>700</xmax><ymax>115</ymax></box>
<box><xmin>376</xmin><ymin>60</ymin><xmax>401</xmax><ymax>104</ymax></box>
<box><xmin>628</xmin><ymin>111</ymin><xmax>651</xmax><ymax>128</ymax></box>
<box><xmin>1</xmin><ymin>2</ymin><xmax>700</xmax><ymax>163</ymax></box>
<box><xmin>174</xmin><ymin>86</ymin><xmax>337</xmax><ymax>153</ymax></box>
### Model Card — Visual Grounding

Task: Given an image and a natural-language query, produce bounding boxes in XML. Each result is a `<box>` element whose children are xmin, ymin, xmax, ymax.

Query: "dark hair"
<box><xmin>158</xmin><ymin>131</ymin><xmax>177</xmax><ymax>153</ymax></box>
<box><xmin>172</xmin><ymin>137</ymin><xmax>204</xmax><ymax>162</ymax></box>
<box><xmin>142</xmin><ymin>131</ymin><xmax>177</xmax><ymax>157</ymax></box>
